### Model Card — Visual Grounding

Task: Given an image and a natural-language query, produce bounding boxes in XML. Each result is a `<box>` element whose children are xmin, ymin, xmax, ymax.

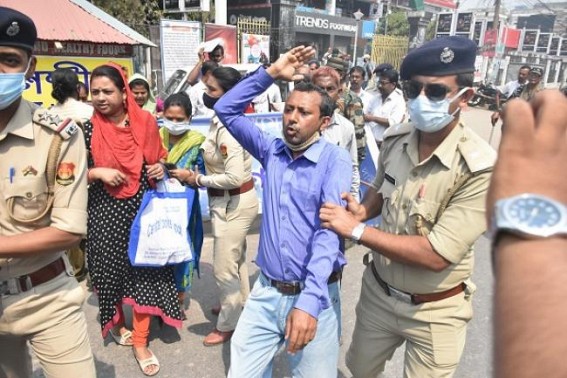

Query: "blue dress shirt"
<box><xmin>214</xmin><ymin>68</ymin><xmax>352</xmax><ymax>318</ymax></box>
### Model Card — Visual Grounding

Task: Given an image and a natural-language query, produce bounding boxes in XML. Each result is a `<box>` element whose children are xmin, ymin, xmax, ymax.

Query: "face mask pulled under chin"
<box><xmin>408</xmin><ymin>87</ymin><xmax>469</xmax><ymax>133</ymax></box>
<box><xmin>203</xmin><ymin>92</ymin><xmax>219</xmax><ymax>109</ymax></box>
<box><xmin>163</xmin><ymin>119</ymin><xmax>191</xmax><ymax>135</ymax></box>
<box><xmin>0</xmin><ymin>59</ymin><xmax>31</xmax><ymax>111</ymax></box>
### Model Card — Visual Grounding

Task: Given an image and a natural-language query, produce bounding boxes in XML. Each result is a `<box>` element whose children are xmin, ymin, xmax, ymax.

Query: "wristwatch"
<box><xmin>351</xmin><ymin>223</ymin><xmax>366</xmax><ymax>244</ymax></box>
<box><xmin>492</xmin><ymin>194</ymin><xmax>567</xmax><ymax>239</ymax></box>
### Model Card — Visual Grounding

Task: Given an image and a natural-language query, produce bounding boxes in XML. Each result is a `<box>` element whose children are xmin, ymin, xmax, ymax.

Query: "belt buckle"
<box><xmin>388</xmin><ymin>286</ymin><xmax>412</xmax><ymax>304</ymax></box>
<box><xmin>6</xmin><ymin>276</ymin><xmax>32</xmax><ymax>295</ymax></box>
<box><xmin>0</xmin><ymin>281</ymin><xmax>9</xmax><ymax>296</ymax></box>
<box><xmin>276</xmin><ymin>281</ymin><xmax>302</xmax><ymax>295</ymax></box>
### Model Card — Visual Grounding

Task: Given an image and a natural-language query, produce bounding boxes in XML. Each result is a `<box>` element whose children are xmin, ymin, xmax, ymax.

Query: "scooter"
<box><xmin>468</xmin><ymin>83</ymin><xmax>501</xmax><ymax>110</ymax></box>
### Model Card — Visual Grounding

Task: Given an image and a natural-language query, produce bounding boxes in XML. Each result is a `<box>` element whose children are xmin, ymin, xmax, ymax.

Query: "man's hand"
<box><xmin>486</xmin><ymin>90</ymin><xmax>567</xmax><ymax>225</ymax></box>
<box><xmin>285</xmin><ymin>308</ymin><xmax>317</xmax><ymax>355</ymax></box>
<box><xmin>198</xmin><ymin>47</ymin><xmax>206</xmax><ymax>62</ymax></box>
<box><xmin>320</xmin><ymin>196</ymin><xmax>360</xmax><ymax>238</ymax></box>
<box><xmin>490</xmin><ymin>111</ymin><xmax>500</xmax><ymax>126</ymax></box>
<box><xmin>266</xmin><ymin>46</ymin><xmax>315</xmax><ymax>81</ymax></box>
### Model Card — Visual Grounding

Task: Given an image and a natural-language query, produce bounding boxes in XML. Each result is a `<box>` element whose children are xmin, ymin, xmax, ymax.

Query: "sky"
<box><xmin>459</xmin><ymin>0</ymin><xmax>564</xmax><ymax>10</ymax></box>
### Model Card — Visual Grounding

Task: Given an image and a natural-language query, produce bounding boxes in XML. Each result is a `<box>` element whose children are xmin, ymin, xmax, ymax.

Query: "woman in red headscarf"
<box><xmin>85</xmin><ymin>63</ymin><xmax>180</xmax><ymax>376</ymax></box>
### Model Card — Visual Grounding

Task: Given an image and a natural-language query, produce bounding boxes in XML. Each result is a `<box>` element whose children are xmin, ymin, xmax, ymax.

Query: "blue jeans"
<box><xmin>228</xmin><ymin>273</ymin><xmax>341</xmax><ymax>378</ymax></box>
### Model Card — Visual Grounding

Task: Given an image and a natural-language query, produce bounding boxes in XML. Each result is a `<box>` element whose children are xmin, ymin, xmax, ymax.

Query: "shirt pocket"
<box><xmin>379</xmin><ymin>181</ymin><xmax>398</xmax><ymax>225</ymax></box>
<box><xmin>3</xmin><ymin>175</ymin><xmax>51</xmax><ymax>224</ymax></box>
<box><xmin>407</xmin><ymin>199</ymin><xmax>441</xmax><ymax>236</ymax></box>
<box><xmin>291</xmin><ymin>185</ymin><xmax>319</xmax><ymax>222</ymax></box>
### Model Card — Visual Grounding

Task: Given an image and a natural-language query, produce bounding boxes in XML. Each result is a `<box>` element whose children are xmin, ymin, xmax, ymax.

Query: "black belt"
<box><xmin>267</xmin><ymin>270</ymin><xmax>342</xmax><ymax>296</ymax></box>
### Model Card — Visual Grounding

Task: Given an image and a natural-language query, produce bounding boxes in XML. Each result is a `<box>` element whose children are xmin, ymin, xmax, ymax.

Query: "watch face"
<box><xmin>505</xmin><ymin>195</ymin><xmax>564</xmax><ymax>234</ymax></box>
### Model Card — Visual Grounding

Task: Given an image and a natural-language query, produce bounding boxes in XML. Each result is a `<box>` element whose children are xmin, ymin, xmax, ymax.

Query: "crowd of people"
<box><xmin>2</xmin><ymin>5</ymin><xmax>567</xmax><ymax>378</ymax></box>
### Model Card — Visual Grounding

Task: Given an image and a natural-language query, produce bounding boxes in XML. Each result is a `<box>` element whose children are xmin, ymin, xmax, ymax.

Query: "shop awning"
<box><xmin>1</xmin><ymin>0</ymin><xmax>156</xmax><ymax>46</ymax></box>
<box><xmin>425</xmin><ymin>0</ymin><xmax>457</xmax><ymax>9</ymax></box>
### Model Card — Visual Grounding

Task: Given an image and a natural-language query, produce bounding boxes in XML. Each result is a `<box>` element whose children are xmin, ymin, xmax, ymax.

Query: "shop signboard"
<box><xmin>160</xmin><ymin>20</ymin><xmax>201</xmax><ymax>83</ymax></box>
<box><xmin>23</xmin><ymin>56</ymin><xmax>134</xmax><ymax>107</ymax></box>
<box><xmin>294</xmin><ymin>11</ymin><xmax>357</xmax><ymax>37</ymax></box>
<box><xmin>521</xmin><ymin>29</ymin><xmax>538</xmax><ymax>52</ymax></box>
<box><xmin>241</xmin><ymin>33</ymin><xmax>270</xmax><ymax>64</ymax></box>
<box><xmin>536</xmin><ymin>33</ymin><xmax>551</xmax><ymax>54</ymax></box>
<box><xmin>549</xmin><ymin>36</ymin><xmax>560</xmax><ymax>56</ymax></box>
<box><xmin>455</xmin><ymin>12</ymin><xmax>473</xmax><ymax>39</ymax></box>
<box><xmin>436</xmin><ymin>13</ymin><xmax>453</xmax><ymax>35</ymax></box>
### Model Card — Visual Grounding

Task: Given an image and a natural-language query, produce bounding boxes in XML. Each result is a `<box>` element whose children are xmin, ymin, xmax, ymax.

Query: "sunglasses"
<box><xmin>402</xmin><ymin>80</ymin><xmax>453</xmax><ymax>101</ymax></box>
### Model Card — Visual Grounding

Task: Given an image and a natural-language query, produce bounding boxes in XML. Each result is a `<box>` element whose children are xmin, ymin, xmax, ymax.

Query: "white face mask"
<box><xmin>162</xmin><ymin>119</ymin><xmax>191</xmax><ymax>135</ymax></box>
<box><xmin>408</xmin><ymin>87</ymin><xmax>469</xmax><ymax>133</ymax></box>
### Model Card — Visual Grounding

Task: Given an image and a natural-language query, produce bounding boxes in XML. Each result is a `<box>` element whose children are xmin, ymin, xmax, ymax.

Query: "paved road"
<box><xmin>33</xmin><ymin>107</ymin><xmax>500</xmax><ymax>377</ymax></box>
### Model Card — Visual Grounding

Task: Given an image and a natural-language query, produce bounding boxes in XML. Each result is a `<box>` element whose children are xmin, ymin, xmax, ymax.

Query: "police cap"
<box><xmin>0</xmin><ymin>7</ymin><xmax>37</xmax><ymax>52</ymax></box>
<box><xmin>374</xmin><ymin>63</ymin><xmax>394</xmax><ymax>75</ymax></box>
<box><xmin>400</xmin><ymin>36</ymin><xmax>477</xmax><ymax>80</ymax></box>
<box><xmin>530</xmin><ymin>67</ymin><xmax>544</xmax><ymax>76</ymax></box>
<box><xmin>326</xmin><ymin>56</ymin><xmax>348</xmax><ymax>73</ymax></box>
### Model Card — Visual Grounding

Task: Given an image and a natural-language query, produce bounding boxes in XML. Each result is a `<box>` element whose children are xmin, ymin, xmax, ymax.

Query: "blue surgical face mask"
<box><xmin>0</xmin><ymin>59</ymin><xmax>31</xmax><ymax>110</ymax></box>
<box><xmin>408</xmin><ymin>87</ymin><xmax>469</xmax><ymax>133</ymax></box>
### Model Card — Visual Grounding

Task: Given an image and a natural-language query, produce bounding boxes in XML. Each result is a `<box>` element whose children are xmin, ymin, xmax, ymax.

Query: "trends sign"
<box><xmin>294</xmin><ymin>11</ymin><xmax>357</xmax><ymax>36</ymax></box>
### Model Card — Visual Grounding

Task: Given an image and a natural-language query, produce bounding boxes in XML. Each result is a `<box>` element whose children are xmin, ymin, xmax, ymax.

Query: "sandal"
<box><xmin>133</xmin><ymin>348</ymin><xmax>160</xmax><ymax>376</ymax></box>
<box><xmin>109</xmin><ymin>328</ymin><xmax>133</xmax><ymax>346</ymax></box>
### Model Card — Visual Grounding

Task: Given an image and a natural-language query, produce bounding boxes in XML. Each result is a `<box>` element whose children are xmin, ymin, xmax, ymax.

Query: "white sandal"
<box><xmin>109</xmin><ymin>329</ymin><xmax>133</xmax><ymax>346</ymax></box>
<box><xmin>133</xmin><ymin>349</ymin><xmax>160</xmax><ymax>376</ymax></box>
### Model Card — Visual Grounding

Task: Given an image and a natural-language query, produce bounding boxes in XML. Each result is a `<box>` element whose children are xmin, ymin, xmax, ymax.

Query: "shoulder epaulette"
<box><xmin>383</xmin><ymin>122</ymin><xmax>413</xmax><ymax>140</ymax></box>
<box><xmin>33</xmin><ymin>109</ymin><xmax>79</xmax><ymax>140</ymax></box>
<box><xmin>457</xmin><ymin>128</ymin><xmax>496</xmax><ymax>173</ymax></box>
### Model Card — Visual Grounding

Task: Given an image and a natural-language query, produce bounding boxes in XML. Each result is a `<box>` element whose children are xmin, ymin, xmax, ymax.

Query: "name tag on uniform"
<box><xmin>385</xmin><ymin>173</ymin><xmax>396</xmax><ymax>186</ymax></box>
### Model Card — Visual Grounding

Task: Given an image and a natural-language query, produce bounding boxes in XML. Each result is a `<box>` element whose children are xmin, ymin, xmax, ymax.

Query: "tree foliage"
<box><xmin>377</xmin><ymin>11</ymin><xmax>410</xmax><ymax>36</ymax></box>
<box><xmin>90</xmin><ymin>0</ymin><xmax>162</xmax><ymax>37</ymax></box>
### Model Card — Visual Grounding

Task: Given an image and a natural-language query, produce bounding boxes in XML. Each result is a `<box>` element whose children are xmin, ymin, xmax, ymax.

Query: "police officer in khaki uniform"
<box><xmin>320</xmin><ymin>36</ymin><xmax>496</xmax><ymax>377</ymax></box>
<box><xmin>171</xmin><ymin>66</ymin><xmax>258</xmax><ymax>347</ymax></box>
<box><xmin>0</xmin><ymin>7</ymin><xmax>95</xmax><ymax>377</ymax></box>
<box><xmin>326</xmin><ymin>56</ymin><xmax>367</xmax><ymax>163</ymax></box>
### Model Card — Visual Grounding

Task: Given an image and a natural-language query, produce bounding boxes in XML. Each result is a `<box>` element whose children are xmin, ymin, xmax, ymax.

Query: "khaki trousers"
<box><xmin>346</xmin><ymin>266</ymin><xmax>473</xmax><ymax>378</ymax></box>
<box><xmin>0</xmin><ymin>271</ymin><xmax>95</xmax><ymax>378</ymax></box>
<box><xmin>209</xmin><ymin>189</ymin><xmax>258</xmax><ymax>332</ymax></box>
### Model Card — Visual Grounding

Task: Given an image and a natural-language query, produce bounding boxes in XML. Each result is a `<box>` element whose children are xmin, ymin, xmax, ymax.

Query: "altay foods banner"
<box><xmin>23</xmin><ymin>56</ymin><xmax>134</xmax><ymax>108</ymax></box>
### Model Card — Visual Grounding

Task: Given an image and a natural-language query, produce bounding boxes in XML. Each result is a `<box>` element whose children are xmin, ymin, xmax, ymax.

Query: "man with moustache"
<box><xmin>320</xmin><ymin>36</ymin><xmax>495</xmax><ymax>377</ymax></box>
<box><xmin>312</xmin><ymin>66</ymin><xmax>360</xmax><ymax>201</ymax></box>
<box><xmin>364</xmin><ymin>68</ymin><xmax>407</xmax><ymax>147</ymax></box>
<box><xmin>214</xmin><ymin>46</ymin><xmax>351</xmax><ymax>377</ymax></box>
<box><xmin>518</xmin><ymin>66</ymin><xmax>544</xmax><ymax>101</ymax></box>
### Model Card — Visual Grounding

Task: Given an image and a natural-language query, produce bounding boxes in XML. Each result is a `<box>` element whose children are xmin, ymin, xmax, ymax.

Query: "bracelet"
<box><xmin>195</xmin><ymin>174</ymin><xmax>204</xmax><ymax>187</ymax></box>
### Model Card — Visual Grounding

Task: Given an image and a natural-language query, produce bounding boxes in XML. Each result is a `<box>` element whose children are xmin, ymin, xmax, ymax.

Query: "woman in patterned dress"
<box><xmin>86</xmin><ymin>63</ymin><xmax>181</xmax><ymax>376</ymax></box>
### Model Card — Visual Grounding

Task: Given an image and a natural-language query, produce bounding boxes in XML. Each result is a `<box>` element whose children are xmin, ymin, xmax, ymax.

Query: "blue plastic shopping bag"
<box><xmin>128</xmin><ymin>179</ymin><xmax>195</xmax><ymax>267</ymax></box>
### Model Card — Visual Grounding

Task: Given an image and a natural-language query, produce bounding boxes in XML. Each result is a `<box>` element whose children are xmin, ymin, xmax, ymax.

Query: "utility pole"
<box><xmin>493</xmin><ymin>0</ymin><xmax>500</xmax><ymax>33</ymax></box>
<box><xmin>487</xmin><ymin>0</ymin><xmax>501</xmax><ymax>84</ymax></box>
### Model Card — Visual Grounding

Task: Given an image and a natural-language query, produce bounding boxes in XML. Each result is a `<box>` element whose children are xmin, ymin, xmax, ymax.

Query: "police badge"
<box><xmin>440</xmin><ymin>47</ymin><xmax>455</xmax><ymax>64</ymax></box>
<box><xmin>6</xmin><ymin>21</ymin><xmax>19</xmax><ymax>37</ymax></box>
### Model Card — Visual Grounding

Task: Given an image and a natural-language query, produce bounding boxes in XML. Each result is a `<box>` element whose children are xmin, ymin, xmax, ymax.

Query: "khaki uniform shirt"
<box><xmin>371</xmin><ymin>122</ymin><xmax>495</xmax><ymax>294</ymax></box>
<box><xmin>0</xmin><ymin>100</ymin><xmax>88</xmax><ymax>279</ymax></box>
<box><xmin>200</xmin><ymin>116</ymin><xmax>253</xmax><ymax>189</ymax></box>
<box><xmin>519</xmin><ymin>83</ymin><xmax>543</xmax><ymax>102</ymax></box>
<box><xmin>337</xmin><ymin>91</ymin><xmax>366</xmax><ymax>163</ymax></box>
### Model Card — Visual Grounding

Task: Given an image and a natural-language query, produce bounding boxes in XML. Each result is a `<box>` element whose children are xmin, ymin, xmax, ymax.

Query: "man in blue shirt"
<box><xmin>214</xmin><ymin>46</ymin><xmax>352</xmax><ymax>377</ymax></box>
